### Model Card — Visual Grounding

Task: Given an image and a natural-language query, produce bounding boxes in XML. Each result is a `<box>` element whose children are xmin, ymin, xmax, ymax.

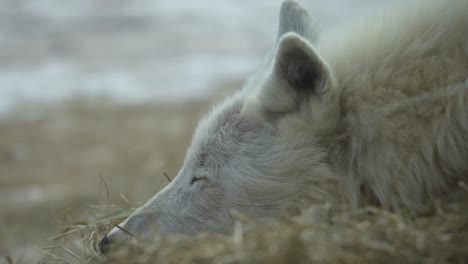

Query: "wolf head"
<box><xmin>100</xmin><ymin>0</ymin><xmax>340</xmax><ymax>253</ymax></box>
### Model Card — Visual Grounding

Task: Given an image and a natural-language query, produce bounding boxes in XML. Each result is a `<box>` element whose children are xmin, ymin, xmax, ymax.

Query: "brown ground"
<box><xmin>0</xmin><ymin>94</ymin><xmax>225</xmax><ymax>263</ymax></box>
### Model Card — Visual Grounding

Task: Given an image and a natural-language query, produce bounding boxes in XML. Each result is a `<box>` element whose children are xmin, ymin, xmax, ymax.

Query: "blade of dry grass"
<box><xmin>28</xmin><ymin>246</ymin><xmax>73</xmax><ymax>264</ymax></box>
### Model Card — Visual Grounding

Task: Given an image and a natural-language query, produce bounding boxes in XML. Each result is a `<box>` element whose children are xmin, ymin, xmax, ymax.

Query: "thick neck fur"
<box><xmin>319</xmin><ymin>0</ymin><xmax>468</xmax><ymax>211</ymax></box>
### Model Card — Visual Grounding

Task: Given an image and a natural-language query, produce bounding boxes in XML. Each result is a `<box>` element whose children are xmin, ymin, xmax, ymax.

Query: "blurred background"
<box><xmin>0</xmin><ymin>0</ymin><xmax>389</xmax><ymax>262</ymax></box>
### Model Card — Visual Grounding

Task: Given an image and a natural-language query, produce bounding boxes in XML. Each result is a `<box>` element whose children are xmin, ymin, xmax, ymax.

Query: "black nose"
<box><xmin>98</xmin><ymin>235</ymin><xmax>111</xmax><ymax>255</ymax></box>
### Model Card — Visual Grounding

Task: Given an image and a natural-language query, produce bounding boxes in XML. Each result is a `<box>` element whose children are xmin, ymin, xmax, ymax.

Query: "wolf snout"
<box><xmin>98</xmin><ymin>235</ymin><xmax>111</xmax><ymax>255</ymax></box>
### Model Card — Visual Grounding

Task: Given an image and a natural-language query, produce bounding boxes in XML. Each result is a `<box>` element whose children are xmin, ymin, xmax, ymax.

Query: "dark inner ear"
<box><xmin>274</xmin><ymin>33</ymin><xmax>330</xmax><ymax>98</ymax></box>
<box><xmin>277</xmin><ymin>51</ymin><xmax>323</xmax><ymax>96</ymax></box>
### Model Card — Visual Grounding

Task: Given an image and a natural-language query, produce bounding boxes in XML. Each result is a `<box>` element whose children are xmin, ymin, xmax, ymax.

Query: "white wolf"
<box><xmin>100</xmin><ymin>0</ymin><xmax>468</xmax><ymax>253</ymax></box>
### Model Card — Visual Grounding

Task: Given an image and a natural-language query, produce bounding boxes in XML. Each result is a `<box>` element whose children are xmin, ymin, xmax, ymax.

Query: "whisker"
<box><xmin>113</xmin><ymin>224</ymin><xmax>141</xmax><ymax>241</ymax></box>
<box><xmin>163</xmin><ymin>172</ymin><xmax>172</xmax><ymax>183</ymax></box>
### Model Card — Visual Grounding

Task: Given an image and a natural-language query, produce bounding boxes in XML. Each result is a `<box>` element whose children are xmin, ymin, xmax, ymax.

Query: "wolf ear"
<box><xmin>251</xmin><ymin>33</ymin><xmax>333</xmax><ymax>119</ymax></box>
<box><xmin>277</xmin><ymin>0</ymin><xmax>320</xmax><ymax>43</ymax></box>
<box><xmin>274</xmin><ymin>33</ymin><xmax>330</xmax><ymax>93</ymax></box>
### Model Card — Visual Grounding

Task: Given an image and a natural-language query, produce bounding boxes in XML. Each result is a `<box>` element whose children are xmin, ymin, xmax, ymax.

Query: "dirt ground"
<box><xmin>0</xmin><ymin>94</ymin><xmax>227</xmax><ymax>263</ymax></box>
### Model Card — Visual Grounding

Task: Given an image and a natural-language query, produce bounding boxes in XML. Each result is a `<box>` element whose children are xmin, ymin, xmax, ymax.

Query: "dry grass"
<box><xmin>0</xmin><ymin>96</ymin><xmax>211</xmax><ymax>262</ymax></box>
<box><xmin>40</xmin><ymin>198</ymin><xmax>468</xmax><ymax>264</ymax></box>
<box><xmin>1</xmin><ymin>96</ymin><xmax>467</xmax><ymax>264</ymax></box>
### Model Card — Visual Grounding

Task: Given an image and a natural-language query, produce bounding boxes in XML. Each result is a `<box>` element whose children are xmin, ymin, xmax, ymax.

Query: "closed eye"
<box><xmin>191</xmin><ymin>176</ymin><xmax>206</xmax><ymax>185</ymax></box>
<box><xmin>197</xmin><ymin>152</ymin><xmax>208</xmax><ymax>167</ymax></box>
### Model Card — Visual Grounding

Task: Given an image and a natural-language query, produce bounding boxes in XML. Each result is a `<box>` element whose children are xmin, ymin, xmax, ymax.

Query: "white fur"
<box><xmin>101</xmin><ymin>0</ymin><xmax>468</xmax><ymax>250</ymax></box>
